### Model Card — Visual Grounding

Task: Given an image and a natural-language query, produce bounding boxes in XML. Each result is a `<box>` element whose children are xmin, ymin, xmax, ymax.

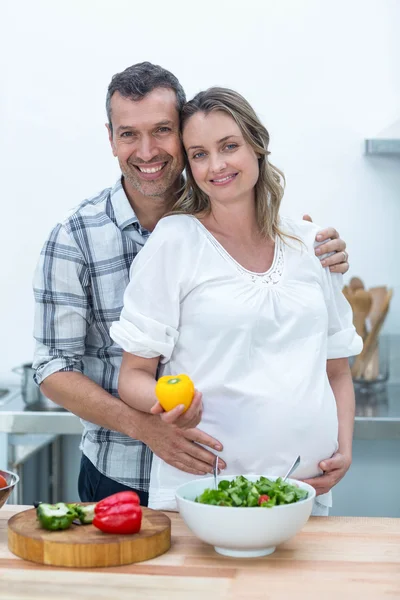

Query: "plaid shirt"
<box><xmin>33</xmin><ymin>178</ymin><xmax>153</xmax><ymax>491</ymax></box>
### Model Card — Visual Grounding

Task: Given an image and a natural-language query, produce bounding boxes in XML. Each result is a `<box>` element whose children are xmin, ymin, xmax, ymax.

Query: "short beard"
<box><xmin>132</xmin><ymin>178</ymin><xmax>172</xmax><ymax>197</ymax></box>
<box><xmin>121</xmin><ymin>157</ymin><xmax>184</xmax><ymax>200</ymax></box>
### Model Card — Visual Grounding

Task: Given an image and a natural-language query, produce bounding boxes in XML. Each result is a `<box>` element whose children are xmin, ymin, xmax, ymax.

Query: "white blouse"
<box><xmin>110</xmin><ymin>214</ymin><xmax>362</xmax><ymax>510</ymax></box>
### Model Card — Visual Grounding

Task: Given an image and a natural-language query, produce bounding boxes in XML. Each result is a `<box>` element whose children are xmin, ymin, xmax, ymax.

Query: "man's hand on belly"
<box><xmin>142</xmin><ymin>415</ymin><xmax>226</xmax><ymax>476</ymax></box>
<box><xmin>300</xmin><ymin>452</ymin><xmax>352</xmax><ymax>496</ymax></box>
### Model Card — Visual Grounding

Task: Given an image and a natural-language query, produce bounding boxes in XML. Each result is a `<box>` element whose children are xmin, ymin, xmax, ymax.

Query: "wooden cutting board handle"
<box><xmin>8</xmin><ymin>505</ymin><xmax>171</xmax><ymax>568</ymax></box>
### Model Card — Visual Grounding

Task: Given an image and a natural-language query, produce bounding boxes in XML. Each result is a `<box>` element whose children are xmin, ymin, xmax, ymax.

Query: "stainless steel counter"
<box><xmin>354</xmin><ymin>383</ymin><xmax>400</xmax><ymax>439</ymax></box>
<box><xmin>0</xmin><ymin>388</ymin><xmax>82</xmax><ymax>435</ymax></box>
<box><xmin>0</xmin><ymin>389</ymin><xmax>82</xmax><ymax>503</ymax></box>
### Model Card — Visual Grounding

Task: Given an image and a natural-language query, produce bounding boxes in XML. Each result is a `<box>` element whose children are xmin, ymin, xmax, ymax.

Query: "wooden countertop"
<box><xmin>1</xmin><ymin>505</ymin><xmax>400</xmax><ymax>599</ymax></box>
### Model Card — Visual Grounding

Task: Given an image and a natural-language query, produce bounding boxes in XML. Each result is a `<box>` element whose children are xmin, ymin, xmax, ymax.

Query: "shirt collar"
<box><xmin>109</xmin><ymin>177</ymin><xmax>150</xmax><ymax>236</ymax></box>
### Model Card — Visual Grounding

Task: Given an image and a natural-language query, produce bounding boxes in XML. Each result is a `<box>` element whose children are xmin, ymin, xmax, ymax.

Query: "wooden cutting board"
<box><xmin>8</xmin><ymin>505</ymin><xmax>171</xmax><ymax>568</ymax></box>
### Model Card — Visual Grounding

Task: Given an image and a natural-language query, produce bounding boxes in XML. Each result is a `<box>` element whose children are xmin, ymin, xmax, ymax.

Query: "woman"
<box><xmin>110</xmin><ymin>87</ymin><xmax>362</xmax><ymax>515</ymax></box>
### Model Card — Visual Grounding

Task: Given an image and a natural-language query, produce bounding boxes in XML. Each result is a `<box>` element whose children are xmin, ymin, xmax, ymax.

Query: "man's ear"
<box><xmin>106</xmin><ymin>123</ymin><xmax>117</xmax><ymax>157</ymax></box>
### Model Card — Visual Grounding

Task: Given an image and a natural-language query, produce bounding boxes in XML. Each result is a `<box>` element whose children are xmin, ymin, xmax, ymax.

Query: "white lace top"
<box><xmin>110</xmin><ymin>214</ymin><xmax>362</xmax><ymax>510</ymax></box>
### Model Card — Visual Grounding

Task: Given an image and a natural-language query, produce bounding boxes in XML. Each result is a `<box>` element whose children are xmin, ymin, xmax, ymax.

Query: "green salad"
<box><xmin>195</xmin><ymin>475</ymin><xmax>308</xmax><ymax>508</ymax></box>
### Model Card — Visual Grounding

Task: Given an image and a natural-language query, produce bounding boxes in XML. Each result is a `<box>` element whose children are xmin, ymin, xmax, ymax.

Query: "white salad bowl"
<box><xmin>175</xmin><ymin>474</ymin><xmax>315</xmax><ymax>558</ymax></box>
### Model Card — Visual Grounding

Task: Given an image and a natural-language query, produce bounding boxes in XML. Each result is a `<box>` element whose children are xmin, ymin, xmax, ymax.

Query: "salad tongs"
<box><xmin>213</xmin><ymin>456</ymin><xmax>219</xmax><ymax>490</ymax></box>
<box><xmin>282</xmin><ymin>455</ymin><xmax>301</xmax><ymax>482</ymax></box>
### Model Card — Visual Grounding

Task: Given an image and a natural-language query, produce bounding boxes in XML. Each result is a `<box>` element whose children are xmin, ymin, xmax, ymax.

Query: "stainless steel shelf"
<box><xmin>365</xmin><ymin>139</ymin><xmax>400</xmax><ymax>155</ymax></box>
<box><xmin>0</xmin><ymin>389</ymin><xmax>82</xmax><ymax>435</ymax></box>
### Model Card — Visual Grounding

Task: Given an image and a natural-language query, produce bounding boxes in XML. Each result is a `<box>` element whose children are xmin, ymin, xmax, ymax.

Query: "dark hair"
<box><xmin>106</xmin><ymin>62</ymin><xmax>186</xmax><ymax>132</ymax></box>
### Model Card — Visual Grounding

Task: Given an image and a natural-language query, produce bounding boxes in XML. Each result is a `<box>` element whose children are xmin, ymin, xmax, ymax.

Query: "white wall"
<box><xmin>2</xmin><ymin>0</ymin><xmax>400</xmax><ymax>379</ymax></box>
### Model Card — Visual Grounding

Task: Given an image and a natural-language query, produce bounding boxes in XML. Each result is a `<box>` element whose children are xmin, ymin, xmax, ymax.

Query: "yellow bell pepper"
<box><xmin>155</xmin><ymin>374</ymin><xmax>195</xmax><ymax>413</ymax></box>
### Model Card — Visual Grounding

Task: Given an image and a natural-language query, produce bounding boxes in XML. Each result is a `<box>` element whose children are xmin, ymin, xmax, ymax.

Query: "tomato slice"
<box><xmin>258</xmin><ymin>494</ymin><xmax>270</xmax><ymax>505</ymax></box>
<box><xmin>0</xmin><ymin>474</ymin><xmax>8</xmax><ymax>489</ymax></box>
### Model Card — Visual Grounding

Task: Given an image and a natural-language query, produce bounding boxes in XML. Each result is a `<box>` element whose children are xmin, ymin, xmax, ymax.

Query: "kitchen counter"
<box><xmin>0</xmin><ymin>390</ymin><xmax>83</xmax><ymax>435</ymax></box>
<box><xmin>1</xmin><ymin>505</ymin><xmax>400</xmax><ymax>599</ymax></box>
<box><xmin>0</xmin><ymin>392</ymin><xmax>82</xmax><ymax>505</ymax></box>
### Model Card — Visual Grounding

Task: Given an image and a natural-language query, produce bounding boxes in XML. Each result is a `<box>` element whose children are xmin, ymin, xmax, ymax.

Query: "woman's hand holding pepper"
<box><xmin>150</xmin><ymin>390</ymin><xmax>203</xmax><ymax>429</ymax></box>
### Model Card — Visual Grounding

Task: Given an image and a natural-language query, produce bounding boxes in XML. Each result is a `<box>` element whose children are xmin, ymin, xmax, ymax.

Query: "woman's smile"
<box><xmin>209</xmin><ymin>172</ymin><xmax>239</xmax><ymax>186</ymax></box>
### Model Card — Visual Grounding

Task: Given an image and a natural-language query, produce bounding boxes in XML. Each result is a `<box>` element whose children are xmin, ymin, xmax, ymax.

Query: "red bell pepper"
<box><xmin>93</xmin><ymin>491</ymin><xmax>142</xmax><ymax>535</ymax></box>
<box><xmin>95</xmin><ymin>491</ymin><xmax>140</xmax><ymax>513</ymax></box>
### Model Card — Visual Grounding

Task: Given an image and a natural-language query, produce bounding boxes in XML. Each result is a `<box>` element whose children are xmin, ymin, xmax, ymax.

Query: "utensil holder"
<box><xmin>351</xmin><ymin>336</ymin><xmax>390</xmax><ymax>392</ymax></box>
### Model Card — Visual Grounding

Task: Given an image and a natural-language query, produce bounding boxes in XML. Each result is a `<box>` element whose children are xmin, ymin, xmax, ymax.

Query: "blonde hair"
<box><xmin>170</xmin><ymin>87</ymin><xmax>289</xmax><ymax>242</ymax></box>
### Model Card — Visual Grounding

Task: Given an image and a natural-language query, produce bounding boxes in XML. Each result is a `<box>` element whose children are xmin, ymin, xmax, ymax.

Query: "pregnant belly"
<box><xmin>201</xmin><ymin>392</ymin><xmax>339</xmax><ymax>480</ymax></box>
<box><xmin>150</xmin><ymin>392</ymin><xmax>339</xmax><ymax>505</ymax></box>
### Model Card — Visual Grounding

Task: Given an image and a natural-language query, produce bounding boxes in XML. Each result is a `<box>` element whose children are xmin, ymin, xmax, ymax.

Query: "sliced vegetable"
<box><xmin>93</xmin><ymin>490</ymin><xmax>142</xmax><ymax>535</ymax></box>
<box><xmin>68</xmin><ymin>503</ymin><xmax>97</xmax><ymax>524</ymax></box>
<box><xmin>258</xmin><ymin>494</ymin><xmax>270</xmax><ymax>506</ymax></box>
<box><xmin>94</xmin><ymin>491</ymin><xmax>140</xmax><ymax>513</ymax></box>
<box><xmin>195</xmin><ymin>475</ymin><xmax>308</xmax><ymax>508</ymax></box>
<box><xmin>34</xmin><ymin>491</ymin><xmax>143</xmax><ymax>534</ymax></box>
<box><xmin>0</xmin><ymin>474</ymin><xmax>8</xmax><ymax>489</ymax></box>
<box><xmin>36</xmin><ymin>502</ymin><xmax>77</xmax><ymax>531</ymax></box>
<box><xmin>93</xmin><ymin>509</ymin><xmax>142</xmax><ymax>535</ymax></box>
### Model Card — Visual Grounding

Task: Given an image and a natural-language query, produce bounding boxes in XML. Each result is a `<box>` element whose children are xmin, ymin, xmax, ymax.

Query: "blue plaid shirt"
<box><xmin>33</xmin><ymin>179</ymin><xmax>153</xmax><ymax>491</ymax></box>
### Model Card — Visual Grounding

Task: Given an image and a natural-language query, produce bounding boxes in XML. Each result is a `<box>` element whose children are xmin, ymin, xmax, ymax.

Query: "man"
<box><xmin>33</xmin><ymin>62</ymin><xmax>350</xmax><ymax>505</ymax></box>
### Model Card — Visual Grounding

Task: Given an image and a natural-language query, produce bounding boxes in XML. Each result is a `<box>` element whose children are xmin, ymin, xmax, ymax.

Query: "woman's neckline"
<box><xmin>184</xmin><ymin>214</ymin><xmax>281</xmax><ymax>277</ymax></box>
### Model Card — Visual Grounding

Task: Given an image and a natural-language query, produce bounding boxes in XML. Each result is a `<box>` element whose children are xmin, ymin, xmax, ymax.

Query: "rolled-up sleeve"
<box><xmin>321</xmin><ymin>269</ymin><xmax>363</xmax><ymax>359</ymax></box>
<box><xmin>110</xmin><ymin>218</ymin><xmax>186</xmax><ymax>364</ymax></box>
<box><xmin>33</xmin><ymin>224</ymin><xmax>91</xmax><ymax>384</ymax></box>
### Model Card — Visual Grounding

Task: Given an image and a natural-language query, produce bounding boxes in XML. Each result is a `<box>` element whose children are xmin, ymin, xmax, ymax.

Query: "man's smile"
<box><xmin>131</xmin><ymin>161</ymin><xmax>168</xmax><ymax>180</ymax></box>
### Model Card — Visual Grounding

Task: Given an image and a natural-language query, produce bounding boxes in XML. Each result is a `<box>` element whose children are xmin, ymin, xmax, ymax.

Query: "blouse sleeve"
<box><xmin>110</xmin><ymin>216</ymin><xmax>194</xmax><ymax>364</ymax></box>
<box><xmin>320</xmin><ymin>268</ymin><xmax>363</xmax><ymax>360</ymax></box>
<box><xmin>280</xmin><ymin>217</ymin><xmax>362</xmax><ymax>360</ymax></box>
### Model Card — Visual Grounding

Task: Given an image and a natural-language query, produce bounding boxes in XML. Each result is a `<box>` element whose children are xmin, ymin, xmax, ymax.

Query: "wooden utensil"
<box><xmin>351</xmin><ymin>289</ymin><xmax>393</xmax><ymax>380</ymax></box>
<box><xmin>367</xmin><ymin>287</ymin><xmax>388</xmax><ymax>327</ymax></box>
<box><xmin>363</xmin><ymin>287</ymin><xmax>388</xmax><ymax>380</ymax></box>
<box><xmin>350</xmin><ymin>289</ymin><xmax>373</xmax><ymax>340</ymax></box>
<box><xmin>363</xmin><ymin>343</ymin><xmax>380</xmax><ymax>380</ymax></box>
<box><xmin>342</xmin><ymin>285</ymin><xmax>351</xmax><ymax>303</ymax></box>
<box><xmin>8</xmin><ymin>505</ymin><xmax>171</xmax><ymax>568</ymax></box>
<box><xmin>349</xmin><ymin>277</ymin><xmax>365</xmax><ymax>293</ymax></box>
